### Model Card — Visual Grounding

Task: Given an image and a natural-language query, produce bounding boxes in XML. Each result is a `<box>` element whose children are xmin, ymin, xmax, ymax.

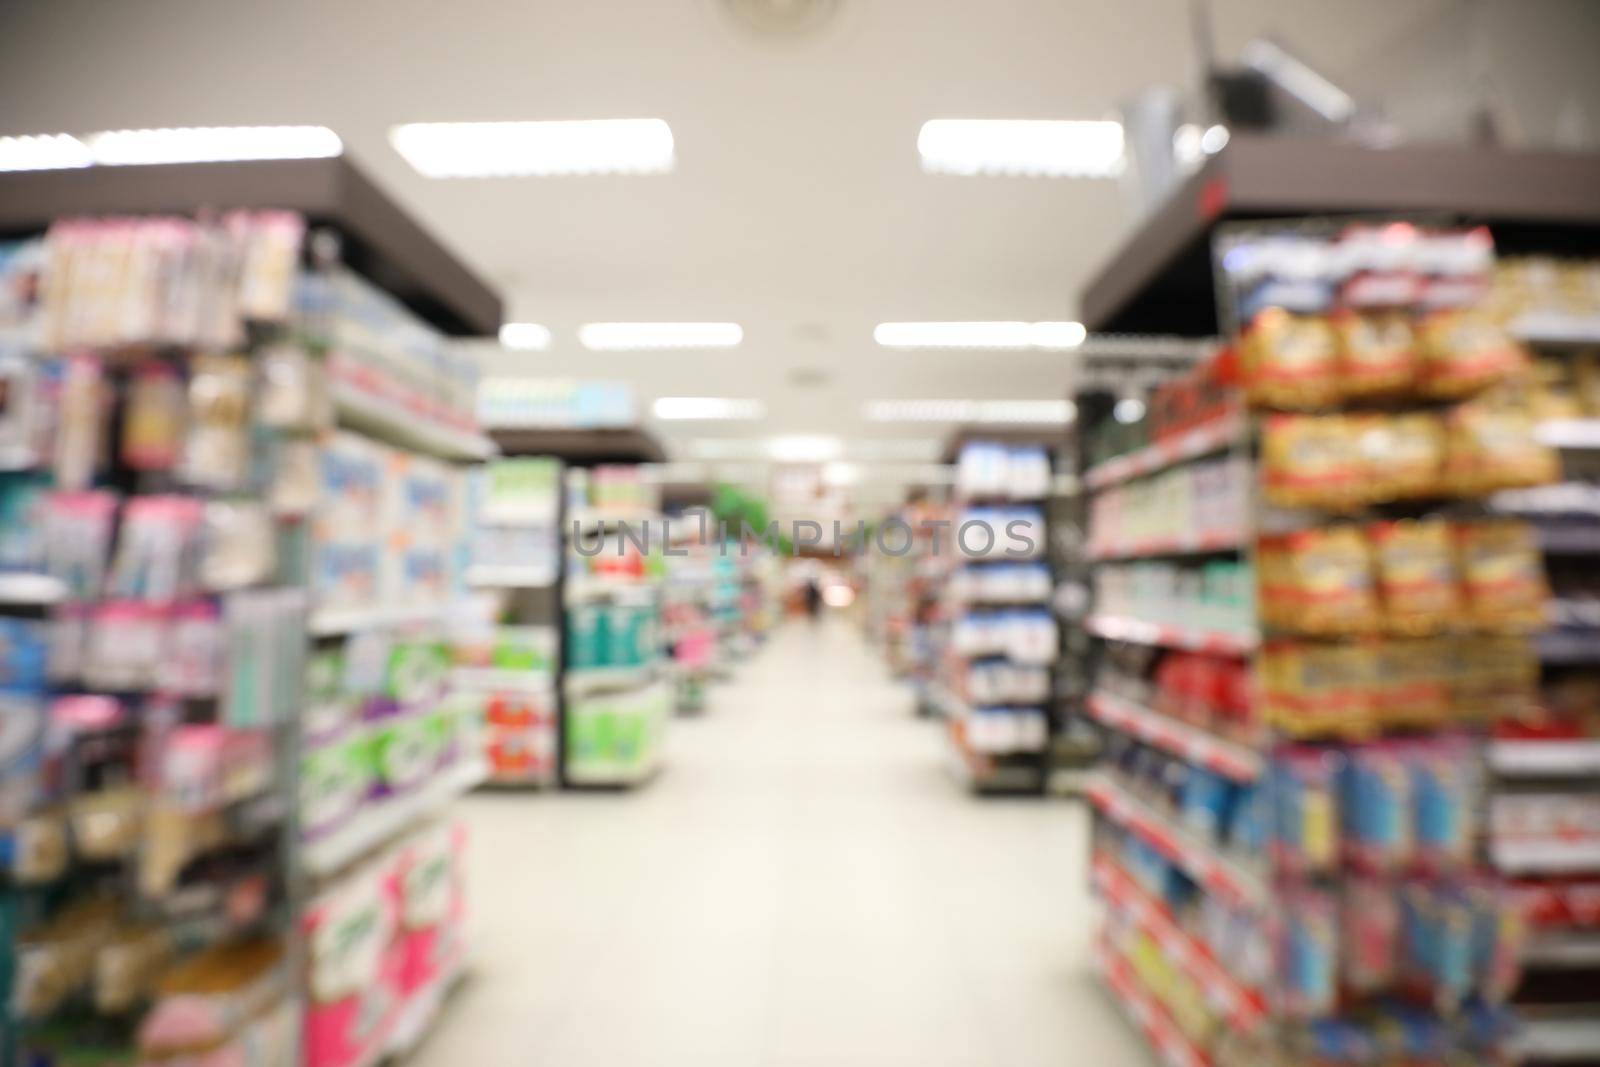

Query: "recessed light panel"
<box><xmin>652</xmin><ymin>397</ymin><xmax>766</xmax><ymax>421</ymax></box>
<box><xmin>88</xmin><ymin>126</ymin><xmax>342</xmax><ymax>165</ymax></box>
<box><xmin>390</xmin><ymin>119</ymin><xmax>674</xmax><ymax>178</ymax></box>
<box><xmin>0</xmin><ymin>133</ymin><xmax>91</xmax><ymax>172</ymax></box>
<box><xmin>498</xmin><ymin>323</ymin><xmax>552</xmax><ymax>351</ymax></box>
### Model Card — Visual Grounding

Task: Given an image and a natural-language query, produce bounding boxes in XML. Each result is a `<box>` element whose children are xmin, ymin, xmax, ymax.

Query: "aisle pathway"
<box><xmin>413</xmin><ymin>620</ymin><xmax>1149</xmax><ymax>1067</ymax></box>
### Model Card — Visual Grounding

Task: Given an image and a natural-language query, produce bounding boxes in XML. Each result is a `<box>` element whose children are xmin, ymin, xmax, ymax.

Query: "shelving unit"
<box><xmin>0</xmin><ymin>156</ymin><xmax>498</xmax><ymax>1067</ymax></box>
<box><xmin>937</xmin><ymin>429</ymin><xmax>1061</xmax><ymax>794</ymax></box>
<box><xmin>1074</xmin><ymin>190</ymin><xmax>1600</xmax><ymax>1064</ymax></box>
<box><xmin>1083</xmin><ymin>614</ymin><xmax>1257</xmax><ymax>656</ymax></box>
<box><xmin>455</xmin><ymin>455</ymin><xmax>562</xmax><ymax>788</ymax></box>
<box><xmin>484</xmin><ymin>427</ymin><xmax>672</xmax><ymax>790</ymax></box>
<box><xmin>1078</xmin><ymin>135</ymin><xmax>1600</xmax><ymax>338</ymax></box>
<box><xmin>1084</xmin><ymin>691</ymin><xmax>1261</xmax><ymax>782</ymax></box>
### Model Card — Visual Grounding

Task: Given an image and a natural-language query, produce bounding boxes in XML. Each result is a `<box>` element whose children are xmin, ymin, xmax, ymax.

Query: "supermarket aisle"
<box><xmin>414</xmin><ymin>620</ymin><xmax>1147</xmax><ymax>1067</ymax></box>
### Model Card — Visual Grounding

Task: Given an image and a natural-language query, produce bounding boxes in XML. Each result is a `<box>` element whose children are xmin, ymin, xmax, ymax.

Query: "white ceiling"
<box><xmin>4</xmin><ymin>0</ymin><xmax>1597</xmax><ymax>494</ymax></box>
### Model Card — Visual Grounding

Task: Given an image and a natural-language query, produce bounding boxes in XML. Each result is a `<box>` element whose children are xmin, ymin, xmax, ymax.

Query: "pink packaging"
<box><xmin>394</xmin><ymin>820</ymin><xmax>467</xmax><ymax>1003</ymax></box>
<box><xmin>302</xmin><ymin>858</ymin><xmax>403</xmax><ymax>1067</ymax></box>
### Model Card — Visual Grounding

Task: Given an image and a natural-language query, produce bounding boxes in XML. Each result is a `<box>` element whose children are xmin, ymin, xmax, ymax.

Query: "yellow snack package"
<box><xmin>1444</xmin><ymin>401</ymin><xmax>1560</xmax><ymax>496</ymax></box>
<box><xmin>1456</xmin><ymin>520</ymin><xmax>1550</xmax><ymax>632</ymax></box>
<box><xmin>1354</xmin><ymin>414</ymin><xmax>1447</xmax><ymax>503</ymax></box>
<box><xmin>1416</xmin><ymin>308</ymin><xmax>1527</xmax><ymax>399</ymax></box>
<box><xmin>1261</xmin><ymin>415</ymin><xmax>1361</xmax><ymax>510</ymax></box>
<box><xmin>1374</xmin><ymin>637</ymin><xmax>1454</xmax><ymax>730</ymax></box>
<box><xmin>1260</xmin><ymin>640</ymin><xmax>1378</xmax><ymax>738</ymax></box>
<box><xmin>1242</xmin><ymin>307</ymin><xmax>1341</xmax><ymax>411</ymax></box>
<box><xmin>1367</xmin><ymin>520</ymin><xmax>1461</xmax><ymax>635</ymax></box>
<box><xmin>1272</xmin><ymin>526</ymin><xmax>1381</xmax><ymax>636</ymax></box>
<box><xmin>1450</xmin><ymin>633</ymin><xmax>1539</xmax><ymax>722</ymax></box>
<box><xmin>1333</xmin><ymin>310</ymin><xmax>1416</xmax><ymax>399</ymax></box>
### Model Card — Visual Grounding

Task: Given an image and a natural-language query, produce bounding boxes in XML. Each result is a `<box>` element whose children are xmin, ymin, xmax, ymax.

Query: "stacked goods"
<box><xmin>1088</xmin><ymin>454</ymin><xmax>1249</xmax><ymax>556</ymax></box>
<box><xmin>0</xmin><ymin>208</ymin><xmax>487</xmax><ymax>1064</ymax></box>
<box><xmin>302</xmin><ymin>819</ymin><xmax>469</xmax><ymax>1067</ymax></box>
<box><xmin>941</xmin><ymin>439</ymin><xmax>1059</xmax><ymax>790</ymax></box>
<box><xmin>561</xmin><ymin>465</ymin><xmax>668</xmax><ymax>787</ymax></box>
<box><xmin>1087</xmin><ymin>223</ymin><xmax>1555</xmax><ymax>1067</ymax></box>
<box><xmin>1</xmin><ymin>218</ymin><xmax>312</xmax><ymax>1063</ymax></box>
<box><xmin>1084</xmin><ymin>355</ymin><xmax>1239</xmax><ymax>479</ymax></box>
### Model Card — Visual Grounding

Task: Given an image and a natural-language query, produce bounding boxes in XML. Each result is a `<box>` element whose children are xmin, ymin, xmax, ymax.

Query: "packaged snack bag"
<box><xmin>1242</xmin><ymin>308</ymin><xmax>1341</xmax><ymax>410</ymax></box>
<box><xmin>1343</xmin><ymin>878</ymin><xmax>1401</xmax><ymax>994</ymax></box>
<box><xmin>1408</xmin><ymin>738</ymin><xmax>1476</xmax><ymax>871</ymax></box>
<box><xmin>1280</xmin><ymin>889</ymin><xmax>1340</xmax><ymax>1017</ymax></box>
<box><xmin>1456</xmin><ymin>521</ymin><xmax>1550</xmax><ymax>632</ymax></box>
<box><xmin>1416</xmin><ymin>309</ymin><xmax>1526</xmax><ymax>399</ymax></box>
<box><xmin>1355</xmin><ymin>414</ymin><xmax>1447</xmax><ymax>503</ymax></box>
<box><xmin>1271</xmin><ymin>747</ymin><xmax>1342</xmax><ymax>874</ymax></box>
<box><xmin>1333</xmin><ymin>310</ymin><xmax>1416</xmax><ymax>398</ymax></box>
<box><xmin>1273</xmin><ymin>527</ymin><xmax>1381</xmax><ymax>636</ymax></box>
<box><xmin>1261</xmin><ymin>415</ymin><xmax>1361</xmax><ymax>509</ymax></box>
<box><xmin>1450</xmin><ymin>634</ymin><xmax>1539</xmax><ymax>722</ymax></box>
<box><xmin>1368</xmin><ymin>520</ymin><xmax>1460</xmax><ymax>635</ymax></box>
<box><xmin>1260</xmin><ymin>640</ymin><xmax>1377</xmax><ymax>738</ymax></box>
<box><xmin>1343</xmin><ymin>743</ymin><xmax>1414</xmax><ymax>873</ymax></box>
<box><xmin>1375</xmin><ymin>638</ymin><xmax>1454</xmax><ymax>730</ymax></box>
<box><xmin>1444</xmin><ymin>400</ymin><xmax>1559</xmax><ymax>496</ymax></box>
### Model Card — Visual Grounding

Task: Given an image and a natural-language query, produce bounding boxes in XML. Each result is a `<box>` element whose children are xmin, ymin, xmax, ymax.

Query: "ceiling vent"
<box><xmin>716</xmin><ymin>0</ymin><xmax>843</xmax><ymax>42</ymax></box>
<box><xmin>788</xmin><ymin>367</ymin><xmax>830</xmax><ymax>388</ymax></box>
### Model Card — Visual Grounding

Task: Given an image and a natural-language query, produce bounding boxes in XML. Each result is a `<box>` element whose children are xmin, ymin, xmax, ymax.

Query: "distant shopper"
<box><xmin>804</xmin><ymin>579</ymin><xmax>822</xmax><ymax>621</ymax></box>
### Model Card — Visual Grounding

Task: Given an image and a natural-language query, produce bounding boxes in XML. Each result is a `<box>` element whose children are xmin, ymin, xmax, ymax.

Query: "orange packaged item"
<box><xmin>1242</xmin><ymin>307</ymin><xmax>1340</xmax><ymax>410</ymax></box>
<box><xmin>1259</xmin><ymin>640</ymin><xmax>1378</xmax><ymax>738</ymax></box>
<box><xmin>1261</xmin><ymin>415</ymin><xmax>1362</xmax><ymax>509</ymax></box>
<box><xmin>1451</xmin><ymin>633</ymin><xmax>1539</xmax><ymax>722</ymax></box>
<box><xmin>1355</xmin><ymin>414</ymin><xmax>1447</xmax><ymax>503</ymax></box>
<box><xmin>1374</xmin><ymin>637</ymin><xmax>1455</xmax><ymax>729</ymax></box>
<box><xmin>1416</xmin><ymin>308</ymin><xmax>1526</xmax><ymax>399</ymax></box>
<box><xmin>1334</xmin><ymin>310</ymin><xmax>1416</xmax><ymax>399</ymax></box>
<box><xmin>1456</xmin><ymin>521</ymin><xmax>1550</xmax><ymax>632</ymax></box>
<box><xmin>1367</xmin><ymin>520</ymin><xmax>1461</xmax><ymax>635</ymax></box>
<box><xmin>1270</xmin><ymin>527</ymin><xmax>1381</xmax><ymax>636</ymax></box>
<box><xmin>1443</xmin><ymin>400</ymin><xmax>1559</xmax><ymax>496</ymax></box>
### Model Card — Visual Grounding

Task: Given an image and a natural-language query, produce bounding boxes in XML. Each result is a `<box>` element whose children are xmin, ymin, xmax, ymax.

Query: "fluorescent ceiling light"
<box><xmin>498</xmin><ymin>322</ymin><xmax>551</xmax><ymax>350</ymax></box>
<box><xmin>917</xmin><ymin>119</ymin><xmax>1123</xmax><ymax>178</ymax></box>
<box><xmin>767</xmin><ymin>435</ymin><xmax>843</xmax><ymax>463</ymax></box>
<box><xmin>579</xmin><ymin>322</ymin><xmax>742</xmax><ymax>350</ymax></box>
<box><xmin>652</xmin><ymin>397</ymin><xmax>765</xmax><ymax>421</ymax></box>
<box><xmin>874</xmin><ymin>321</ymin><xmax>1085</xmax><ymax>349</ymax></box>
<box><xmin>390</xmin><ymin>119</ymin><xmax>674</xmax><ymax>178</ymax></box>
<box><xmin>87</xmin><ymin>126</ymin><xmax>341</xmax><ymax>166</ymax></box>
<box><xmin>864</xmin><ymin>399</ymin><xmax>1076</xmax><ymax>424</ymax></box>
<box><xmin>0</xmin><ymin>133</ymin><xmax>91</xmax><ymax>172</ymax></box>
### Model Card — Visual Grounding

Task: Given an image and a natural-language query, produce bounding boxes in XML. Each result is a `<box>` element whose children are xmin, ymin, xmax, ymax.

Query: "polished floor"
<box><xmin>414</xmin><ymin>618</ymin><xmax>1150</xmax><ymax>1067</ymax></box>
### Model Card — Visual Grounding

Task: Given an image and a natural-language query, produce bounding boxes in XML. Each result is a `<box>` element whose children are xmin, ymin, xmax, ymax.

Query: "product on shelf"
<box><xmin>955</xmin><ymin>442</ymin><xmax>1052</xmax><ymax>500</ymax></box>
<box><xmin>302</xmin><ymin>818</ymin><xmax>467</xmax><ymax>1067</ymax></box>
<box><xmin>1084</xmin><ymin>221</ymin><xmax>1566</xmax><ymax>1067</ymax></box>
<box><xmin>1093</xmin><ymin>558</ymin><xmax>1254</xmax><ymax>639</ymax></box>
<box><xmin>1089</xmin><ymin>453</ymin><xmax>1248</xmax><ymax>555</ymax></box>
<box><xmin>1</xmin><ymin>198</ymin><xmax>488</xmax><ymax>1064</ymax></box>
